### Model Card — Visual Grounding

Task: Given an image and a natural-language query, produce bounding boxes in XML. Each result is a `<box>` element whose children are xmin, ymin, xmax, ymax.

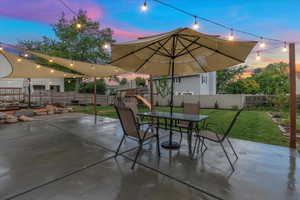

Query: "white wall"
<box><xmin>154</xmin><ymin>72</ymin><xmax>216</xmax><ymax>95</ymax></box>
<box><xmin>0</xmin><ymin>78</ymin><xmax>65</xmax><ymax>92</ymax></box>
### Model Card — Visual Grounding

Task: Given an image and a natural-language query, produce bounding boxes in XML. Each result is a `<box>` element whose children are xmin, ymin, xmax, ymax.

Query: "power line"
<box><xmin>58</xmin><ymin>0</ymin><xmax>77</xmax><ymax>15</ymax></box>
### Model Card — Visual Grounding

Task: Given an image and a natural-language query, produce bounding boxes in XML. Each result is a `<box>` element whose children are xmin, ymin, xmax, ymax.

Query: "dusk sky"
<box><xmin>1</xmin><ymin>0</ymin><xmax>299</xmax><ymax>68</ymax></box>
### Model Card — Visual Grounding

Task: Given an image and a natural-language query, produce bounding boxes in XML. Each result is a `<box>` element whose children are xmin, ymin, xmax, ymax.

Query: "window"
<box><xmin>33</xmin><ymin>85</ymin><xmax>45</xmax><ymax>91</ymax></box>
<box><xmin>50</xmin><ymin>85</ymin><xmax>60</xmax><ymax>92</ymax></box>
<box><xmin>175</xmin><ymin>77</ymin><xmax>181</xmax><ymax>83</ymax></box>
<box><xmin>201</xmin><ymin>75</ymin><xmax>207</xmax><ymax>84</ymax></box>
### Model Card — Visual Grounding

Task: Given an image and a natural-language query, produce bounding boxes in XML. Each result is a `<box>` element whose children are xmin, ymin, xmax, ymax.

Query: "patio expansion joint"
<box><xmin>120</xmin><ymin>154</ymin><xmax>224</xmax><ymax>200</ymax></box>
<box><xmin>4</xmin><ymin>155</ymin><xmax>116</xmax><ymax>200</ymax></box>
<box><xmin>17</xmin><ymin>120</ymin><xmax>222</xmax><ymax>200</ymax></box>
<box><xmin>47</xmin><ymin>120</ymin><xmax>223</xmax><ymax>200</ymax></box>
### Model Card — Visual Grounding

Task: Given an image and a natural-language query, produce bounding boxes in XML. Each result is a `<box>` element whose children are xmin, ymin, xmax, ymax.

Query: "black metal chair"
<box><xmin>115</xmin><ymin>106</ymin><xmax>161</xmax><ymax>169</ymax></box>
<box><xmin>194</xmin><ymin>109</ymin><xmax>243</xmax><ymax>171</ymax></box>
<box><xmin>176</xmin><ymin>103</ymin><xmax>201</xmax><ymax>145</ymax></box>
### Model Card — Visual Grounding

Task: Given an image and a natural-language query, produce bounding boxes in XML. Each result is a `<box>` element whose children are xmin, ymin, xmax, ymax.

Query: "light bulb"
<box><xmin>70</xmin><ymin>63</ymin><xmax>74</xmax><ymax>67</ymax></box>
<box><xmin>192</xmin><ymin>17</ymin><xmax>200</xmax><ymax>30</ymax></box>
<box><xmin>282</xmin><ymin>42</ymin><xmax>288</xmax><ymax>52</ymax></box>
<box><xmin>256</xmin><ymin>52</ymin><xmax>261</xmax><ymax>61</ymax></box>
<box><xmin>228</xmin><ymin>29</ymin><xmax>235</xmax><ymax>41</ymax></box>
<box><xmin>0</xmin><ymin>47</ymin><xmax>4</xmax><ymax>51</ymax></box>
<box><xmin>17</xmin><ymin>58</ymin><xmax>22</xmax><ymax>62</ymax></box>
<box><xmin>141</xmin><ymin>1</ymin><xmax>148</xmax><ymax>12</ymax></box>
<box><xmin>259</xmin><ymin>42</ymin><xmax>266</xmax><ymax>48</ymax></box>
<box><xmin>49</xmin><ymin>59</ymin><xmax>53</xmax><ymax>63</ymax></box>
<box><xmin>76</xmin><ymin>23</ymin><xmax>82</xmax><ymax>29</ymax></box>
<box><xmin>68</xmin><ymin>80</ymin><xmax>71</xmax><ymax>83</ymax></box>
<box><xmin>36</xmin><ymin>65</ymin><xmax>41</xmax><ymax>69</ymax></box>
<box><xmin>24</xmin><ymin>53</ymin><xmax>29</xmax><ymax>57</ymax></box>
<box><xmin>50</xmin><ymin>69</ymin><xmax>54</xmax><ymax>73</ymax></box>
<box><xmin>63</xmin><ymin>74</ymin><xmax>66</xmax><ymax>77</ymax></box>
<box><xmin>103</xmin><ymin>43</ymin><xmax>110</xmax><ymax>50</ymax></box>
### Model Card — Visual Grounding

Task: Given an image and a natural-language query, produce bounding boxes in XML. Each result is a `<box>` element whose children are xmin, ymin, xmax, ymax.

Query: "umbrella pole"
<box><xmin>94</xmin><ymin>77</ymin><xmax>97</xmax><ymax>124</ymax></box>
<box><xmin>161</xmin><ymin>54</ymin><xmax>180</xmax><ymax>149</ymax></box>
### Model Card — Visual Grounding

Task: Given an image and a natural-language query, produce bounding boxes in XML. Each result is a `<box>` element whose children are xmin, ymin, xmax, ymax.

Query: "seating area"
<box><xmin>0</xmin><ymin>113</ymin><xmax>298</xmax><ymax>200</ymax></box>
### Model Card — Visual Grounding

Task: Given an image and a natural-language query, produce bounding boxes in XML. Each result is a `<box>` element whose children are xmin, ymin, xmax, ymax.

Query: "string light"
<box><xmin>0</xmin><ymin>46</ymin><xmax>4</xmax><ymax>51</ymax></box>
<box><xmin>141</xmin><ymin>1</ymin><xmax>148</xmax><ymax>12</ymax></box>
<box><xmin>68</xmin><ymin>80</ymin><xmax>71</xmax><ymax>83</ymax></box>
<box><xmin>228</xmin><ymin>29</ymin><xmax>235</xmax><ymax>41</ymax></box>
<box><xmin>36</xmin><ymin>65</ymin><xmax>41</xmax><ymax>69</ymax></box>
<box><xmin>17</xmin><ymin>58</ymin><xmax>22</xmax><ymax>62</ymax></box>
<box><xmin>70</xmin><ymin>63</ymin><xmax>74</xmax><ymax>67</ymax></box>
<box><xmin>282</xmin><ymin>42</ymin><xmax>288</xmax><ymax>52</ymax></box>
<box><xmin>103</xmin><ymin>43</ymin><xmax>111</xmax><ymax>50</ymax></box>
<box><xmin>76</xmin><ymin>23</ymin><xmax>82</xmax><ymax>29</ymax></box>
<box><xmin>259</xmin><ymin>37</ymin><xmax>266</xmax><ymax>48</ymax></box>
<box><xmin>24</xmin><ymin>53</ymin><xmax>29</xmax><ymax>57</ymax></box>
<box><xmin>50</xmin><ymin>69</ymin><xmax>54</xmax><ymax>73</ymax></box>
<box><xmin>256</xmin><ymin>51</ymin><xmax>261</xmax><ymax>61</ymax></box>
<box><xmin>49</xmin><ymin>59</ymin><xmax>53</xmax><ymax>63</ymax></box>
<box><xmin>192</xmin><ymin>16</ymin><xmax>200</xmax><ymax>30</ymax></box>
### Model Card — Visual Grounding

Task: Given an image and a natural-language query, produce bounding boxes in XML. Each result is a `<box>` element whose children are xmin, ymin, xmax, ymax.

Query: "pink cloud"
<box><xmin>110</xmin><ymin>26</ymin><xmax>158</xmax><ymax>41</ymax></box>
<box><xmin>0</xmin><ymin>0</ymin><xmax>103</xmax><ymax>23</ymax></box>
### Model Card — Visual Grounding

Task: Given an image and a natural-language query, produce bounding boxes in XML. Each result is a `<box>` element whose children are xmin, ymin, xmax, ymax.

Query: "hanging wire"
<box><xmin>152</xmin><ymin>0</ymin><xmax>288</xmax><ymax>43</ymax></box>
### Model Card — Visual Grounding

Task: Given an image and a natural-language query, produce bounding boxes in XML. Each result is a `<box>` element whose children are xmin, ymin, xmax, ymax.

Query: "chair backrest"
<box><xmin>222</xmin><ymin>108</ymin><xmax>243</xmax><ymax>141</ymax></box>
<box><xmin>183</xmin><ymin>103</ymin><xmax>200</xmax><ymax>115</ymax></box>
<box><xmin>115</xmin><ymin>106</ymin><xmax>140</xmax><ymax>138</ymax></box>
<box><xmin>124</xmin><ymin>101</ymin><xmax>138</xmax><ymax>119</ymax></box>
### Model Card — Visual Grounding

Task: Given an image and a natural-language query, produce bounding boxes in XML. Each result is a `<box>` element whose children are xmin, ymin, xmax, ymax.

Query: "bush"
<box><xmin>79</xmin><ymin>79</ymin><xmax>106</xmax><ymax>95</ymax></box>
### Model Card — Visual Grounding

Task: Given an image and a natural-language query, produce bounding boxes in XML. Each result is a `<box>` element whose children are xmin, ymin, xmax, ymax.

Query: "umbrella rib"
<box><xmin>176</xmin><ymin>46</ymin><xmax>203</xmax><ymax>57</ymax></box>
<box><xmin>157</xmin><ymin>41</ymin><xmax>172</xmax><ymax>56</ymax></box>
<box><xmin>175</xmin><ymin>37</ymin><xmax>200</xmax><ymax>57</ymax></box>
<box><xmin>135</xmin><ymin>36</ymin><xmax>173</xmax><ymax>73</ymax></box>
<box><xmin>110</xmin><ymin>36</ymin><xmax>170</xmax><ymax>64</ymax></box>
<box><xmin>177</xmin><ymin>37</ymin><xmax>207</xmax><ymax>72</ymax></box>
<box><xmin>147</xmin><ymin>46</ymin><xmax>171</xmax><ymax>57</ymax></box>
<box><xmin>179</xmin><ymin>35</ymin><xmax>245</xmax><ymax>63</ymax></box>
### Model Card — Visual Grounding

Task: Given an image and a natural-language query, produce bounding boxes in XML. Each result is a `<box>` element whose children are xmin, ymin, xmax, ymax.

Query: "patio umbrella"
<box><xmin>111</xmin><ymin>27</ymin><xmax>257</xmax><ymax>149</ymax></box>
<box><xmin>29</xmin><ymin>51</ymin><xmax>126</xmax><ymax>122</ymax></box>
<box><xmin>0</xmin><ymin>50</ymin><xmax>81</xmax><ymax>107</ymax></box>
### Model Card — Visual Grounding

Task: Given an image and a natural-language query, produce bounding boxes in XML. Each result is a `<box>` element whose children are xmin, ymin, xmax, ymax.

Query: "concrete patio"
<box><xmin>0</xmin><ymin>114</ymin><xmax>299</xmax><ymax>200</ymax></box>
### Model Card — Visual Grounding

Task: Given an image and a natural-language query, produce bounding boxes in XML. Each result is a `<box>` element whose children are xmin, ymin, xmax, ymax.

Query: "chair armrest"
<box><xmin>205</xmin><ymin>122</ymin><xmax>225</xmax><ymax>135</ymax></box>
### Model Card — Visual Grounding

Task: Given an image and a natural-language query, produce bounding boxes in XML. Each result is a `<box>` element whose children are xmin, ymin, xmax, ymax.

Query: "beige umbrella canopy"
<box><xmin>111</xmin><ymin>27</ymin><xmax>257</xmax><ymax>75</ymax></box>
<box><xmin>111</xmin><ymin>27</ymin><xmax>257</xmax><ymax>149</ymax></box>
<box><xmin>0</xmin><ymin>50</ymin><xmax>81</xmax><ymax>78</ymax></box>
<box><xmin>29</xmin><ymin>51</ymin><xmax>126</xmax><ymax>78</ymax></box>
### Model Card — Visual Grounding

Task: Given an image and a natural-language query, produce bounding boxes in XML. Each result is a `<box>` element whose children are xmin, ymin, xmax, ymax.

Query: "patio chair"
<box><xmin>194</xmin><ymin>109</ymin><xmax>243</xmax><ymax>171</ymax></box>
<box><xmin>176</xmin><ymin>103</ymin><xmax>201</xmax><ymax>145</ymax></box>
<box><xmin>115</xmin><ymin>106</ymin><xmax>161</xmax><ymax>169</ymax></box>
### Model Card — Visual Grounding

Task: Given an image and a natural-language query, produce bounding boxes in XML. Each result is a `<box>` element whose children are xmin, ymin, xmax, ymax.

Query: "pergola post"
<box><xmin>94</xmin><ymin>77</ymin><xmax>97</xmax><ymax>124</ymax></box>
<box><xmin>289</xmin><ymin>43</ymin><xmax>297</xmax><ymax>148</ymax></box>
<box><xmin>149</xmin><ymin>75</ymin><xmax>154</xmax><ymax>111</ymax></box>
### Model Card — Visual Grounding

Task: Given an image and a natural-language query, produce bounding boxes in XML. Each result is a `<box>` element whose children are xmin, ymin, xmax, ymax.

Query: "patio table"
<box><xmin>138</xmin><ymin>111</ymin><xmax>208</xmax><ymax>154</ymax></box>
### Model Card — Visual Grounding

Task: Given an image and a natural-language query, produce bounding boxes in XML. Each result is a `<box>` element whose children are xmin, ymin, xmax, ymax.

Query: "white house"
<box><xmin>153</xmin><ymin>72</ymin><xmax>216</xmax><ymax>95</ymax></box>
<box><xmin>0</xmin><ymin>78</ymin><xmax>65</xmax><ymax>92</ymax></box>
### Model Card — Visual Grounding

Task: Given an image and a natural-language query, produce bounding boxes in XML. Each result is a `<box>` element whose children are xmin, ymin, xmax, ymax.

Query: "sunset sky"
<box><xmin>1</xmin><ymin>0</ymin><xmax>299</xmax><ymax>68</ymax></box>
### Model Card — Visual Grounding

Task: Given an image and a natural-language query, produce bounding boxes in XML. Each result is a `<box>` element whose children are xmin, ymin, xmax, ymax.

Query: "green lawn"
<box><xmin>73</xmin><ymin>105</ymin><xmax>288</xmax><ymax>147</ymax></box>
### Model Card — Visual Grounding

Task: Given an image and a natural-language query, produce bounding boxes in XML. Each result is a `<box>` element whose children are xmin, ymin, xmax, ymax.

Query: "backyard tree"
<box><xmin>19</xmin><ymin>10</ymin><xmax>114</xmax><ymax>91</ymax></box>
<box><xmin>226</xmin><ymin>79</ymin><xmax>260</xmax><ymax>94</ymax></box>
<box><xmin>79</xmin><ymin>79</ymin><xmax>107</xmax><ymax>95</ymax></box>
<box><xmin>252</xmin><ymin>62</ymin><xmax>288</xmax><ymax>94</ymax></box>
<box><xmin>217</xmin><ymin>65</ymin><xmax>247</xmax><ymax>93</ymax></box>
<box><xmin>135</xmin><ymin>77</ymin><xmax>146</xmax><ymax>87</ymax></box>
<box><xmin>120</xmin><ymin>78</ymin><xmax>128</xmax><ymax>85</ymax></box>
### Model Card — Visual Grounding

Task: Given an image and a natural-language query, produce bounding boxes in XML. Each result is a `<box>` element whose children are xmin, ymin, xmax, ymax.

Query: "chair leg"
<box><xmin>220</xmin><ymin>142</ymin><xmax>235</xmax><ymax>171</ymax></box>
<box><xmin>201</xmin><ymin>139</ymin><xmax>208</xmax><ymax>153</ymax></box>
<box><xmin>131</xmin><ymin>143</ymin><xmax>143</xmax><ymax>169</ymax></box>
<box><xmin>156</xmin><ymin>134</ymin><xmax>161</xmax><ymax>157</ymax></box>
<box><xmin>192</xmin><ymin>136</ymin><xmax>199</xmax><ymax>157</ymax></box>
<box><xmin>227</xmin><ymin>138</ymin><xmax>238</xmax><ymax>160</ymax></box>
<box><xmin>179</xmin><ymin>127</ymin><xmax>183</xmax><ymax>145</ymax></box>
<box><xmin>115</xmin><ymin>135</ymin><xmax>125</xmax><ymax>157</ymax></box>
